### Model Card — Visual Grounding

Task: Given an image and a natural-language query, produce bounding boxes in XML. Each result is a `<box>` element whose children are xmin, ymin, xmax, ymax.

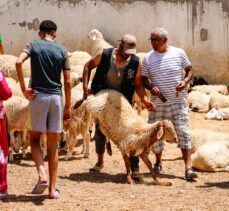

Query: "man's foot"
<box><xmin>153</xmin><ymin>162</ymin><xmax>162</xmax><ymax>174</ymax></box>
<box><xmin>0</xmin><ymin>191</ymin><xmax>8</xmax><ymax>200</ymax></box>
<box><xmin>31</xmin><ymin>182</ymin><xmax>48</xmax><ymax>194</ymax></box>
<box><xmin>185</xmin><ymin>168</ymin><xmax>198</xmax><ymax>180</ymax></box>
<box><xmin>131</xmin><ymin>169</ymin><xmax>143</xmax><ymax>182</ymax></box>
<box><xmin>89</xmin><ymin>164</ymin><xmax>104</xmax><ymax>173</ymax></box>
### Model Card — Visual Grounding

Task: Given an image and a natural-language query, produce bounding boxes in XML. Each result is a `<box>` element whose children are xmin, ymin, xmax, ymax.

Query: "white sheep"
<box><xmin>191</xmin><ymin>141</ymin><xmax>229</xmax><ymax>172</ymax></box>
<box><xmin>205</xmin><ymin>107</ymin><xmax>229</xmax><ymax>120</ymax></box>
<box><xmin>86</xmin><ymin>89</ymin><xmax>177</xmax><ymax>185</ymax></box>
<box><xmin>188</xmin><ymin>91</ymin><xmax>210</xmax><ymax>113</ymax></box>
<box><xmin>64</xmin><ymin>83</ymin><xmax>92</xmax><ymax>160</ymax></box>
<box><xmin>0</xmin><ymin>54</ymin><xmax>30</xmax><ymax>80</ymax></box>
<box><xmin>87</xmin><ymin>29</ymin><xmax>113</xmax><ymax>56</ymax></box>
<box><xmin>68</xmin><ymin>51</ymin><xmax>91</xmax><ymax>66</ymax></box>
<box><xmin>209</xmin><ymin>90</ymin><xmax>229</xmax><ymax>109</ymax></box>
<box><xmin>190</xmin><ymin>129</ymin><xmax>229</xmax><ymax>154</ymax></box>
<box><xmin>5</xmin><ymin>77</ymin><xmax>31</xmax><ymax>97</ymax></box>
<box><xmin>3</xmin><ymin>95</ymin><xmax>30</xmax><ymax>161</ymax></box>
<box><xmin>191</xmin><ymin>85</ymin><xmax>229</xmax><ymax>95</ymax></box>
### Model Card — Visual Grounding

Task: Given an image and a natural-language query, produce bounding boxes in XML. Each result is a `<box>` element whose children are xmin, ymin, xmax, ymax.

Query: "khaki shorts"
<box><xmin>29</xmin><ymin>92</ymin><xmax>63</xmax><ymax>133</ymax></box>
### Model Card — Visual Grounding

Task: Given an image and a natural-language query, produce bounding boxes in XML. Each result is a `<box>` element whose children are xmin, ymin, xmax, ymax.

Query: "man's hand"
<box><xmin>23</xmin><ymin>88</ymin><xmax>36</xmax><ymax>100</ymax></box>
<box><xmin>150</xmin><ymin>86</ymin><xmax>160</xmax><ymax>96</ymax></box>
<box><xmin>63</xmin><ymin>107</ymin><xmax>71</xmax><ymax>121</ymax></box>
<box><xmin>176</xmin><ymin>80</ymin><xmax>187</xmax><ymax>92</ymax></box>
<box><xmin>83</xmin><ymin>87</ymin><xmax>93</xmax><ymax>99</ymax></box>
<box><xmin>142</xmin><ymin>97</ymin><xmax>156</xmax><ymax>111</ymax></box>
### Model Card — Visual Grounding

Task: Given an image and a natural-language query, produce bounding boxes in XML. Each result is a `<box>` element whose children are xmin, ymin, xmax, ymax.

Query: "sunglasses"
<box><xmin>148</xmin><ymin>37</ymin><xmax>162</xmax><ymax>43</ymax></box>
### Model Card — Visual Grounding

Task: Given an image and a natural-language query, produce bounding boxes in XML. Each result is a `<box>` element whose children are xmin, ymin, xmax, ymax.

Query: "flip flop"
<box><xmin>32</xmin><ymin>182</ymin><xmax>48</xmax><ymax>194</ymax></box>
<box><xmin>49</xmin><ymin>189</ymin><xmax>61</xmax><ymax>199</ymax></box>
<box><xmin>89</xmin><ymin>165</ymin><xmax>103</xmax><ymax>173</ymax></box>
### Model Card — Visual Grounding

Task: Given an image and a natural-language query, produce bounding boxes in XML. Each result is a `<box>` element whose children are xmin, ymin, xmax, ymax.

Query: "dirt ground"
<box><xmin>1</xmin><ymin>111</ymin><xmax>229</xmax><ymax>211</ymax></box>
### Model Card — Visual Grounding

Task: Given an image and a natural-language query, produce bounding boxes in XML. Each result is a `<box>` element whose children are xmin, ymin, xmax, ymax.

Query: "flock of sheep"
<box><xmin>1</xmin><ymin>29</ymin><xmax>229</xmax><ymax>184</ymax></box>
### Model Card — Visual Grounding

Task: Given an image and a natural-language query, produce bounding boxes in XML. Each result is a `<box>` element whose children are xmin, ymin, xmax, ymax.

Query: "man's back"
<box><xmin>25</xmin><ymin>40</ymin><xmax>69</xmax><ymax>95</ymax></box>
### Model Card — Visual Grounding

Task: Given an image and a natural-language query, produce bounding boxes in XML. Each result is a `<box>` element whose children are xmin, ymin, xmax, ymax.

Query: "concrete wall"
<box><xmin>0</xmin><ymin>0</ymin><xmax>228</xmax><ymax>84</ymax></box>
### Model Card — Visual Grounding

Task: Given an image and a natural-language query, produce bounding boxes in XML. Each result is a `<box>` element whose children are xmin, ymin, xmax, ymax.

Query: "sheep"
<box><xmin>209</xmin><ymin>90</ymin><xmax>229</xmax><ymax>109</ymax></box>
<box><xmin>189</xmin><ymin>129</ymin><xmax>229</xmax><ymax>154</ymax></box>
<box><xmin>187</xmin><ymin>91</ymin><xmax>210</xmax><ymax>113</ymax></box>
<box><xmin>3</xmin><ymin>95</ymin><xmax>30</xmax><ymax>161</ymax></box>
<box><xmin>205</xmin><ymin>107</ymin><xmax>229</xmax><ymax>120</ymax></box>
<box><xmin>191</xmin><ymin>85</ymin><xmax>229</xmax><ymax>95</ymax></box>
<box><xmin>191</xmin><ymin>141</ymin><xmax>229</xmax><ymax>172</ymax></box>
<box><xmin>0</xmin><ymin>54</ymin><xmax>30</xmax><ymax>80</ymax></box>
<box><xmin>5</xmin><ymin>77</ymin><xmax>31</xmax><ymax>97</ymax></box>
<box><xmin>87</xmin><ymin>29</ymin><xmax>113</xmax><ymax>56</ymax></box>
<box><xmin>85</xmin><ymin>89</ymin><xmax>177</xmax><ymax>185</ymax></box>
<box><xmin>132</xmin><ymin>89</ymin><xmax>151</xmax><ymax>114</ymax></box>
<box><xmin>64</xmin><ymin>82</ymin><xmax>92</xmax><ymax>160</ymax></box>
<box><xmin>68</xmin><ymin>51</ymin><xmax>91</xmax><ymax>66</ymax></box>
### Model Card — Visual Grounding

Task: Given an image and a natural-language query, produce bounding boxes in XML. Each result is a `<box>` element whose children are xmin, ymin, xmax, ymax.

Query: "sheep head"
<box><xmin>88</xmin><ymin>29</ymin><xmax>103</xmax><ymax>41</ymax></box>
<box><xmin>156</xmin><ymin>120</ymin><xmax>178</xmax><ymax>143</ymax></box>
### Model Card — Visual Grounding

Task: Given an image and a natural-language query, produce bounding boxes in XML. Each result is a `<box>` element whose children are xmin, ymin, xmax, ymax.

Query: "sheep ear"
<box><xmin>92</xmin><ymin>33</ymin><xmax>97</xmax><ymax>41</ymax></box>
<box><xmin>157</xmin><ymin>126</ymin><xmax>163</xmax><ymax>140</ymax></box>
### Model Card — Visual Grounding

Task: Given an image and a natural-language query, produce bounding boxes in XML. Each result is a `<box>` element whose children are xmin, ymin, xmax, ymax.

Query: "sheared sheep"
<box><xmin>64</xmin><ymin>83</ymin><xmax>92</xmax><ymax>160</ymax></box>
<box><xmin>209</xmin><ymin>90</ymin><xmax>229</xmax><ymax>108</ymax></box>
<box><xmin>68</xmin><ymin>51</ymin><xmax>91</xmax><ymax>66</ymax></box>
<box><xmin>188</xmin><ymin>91</ymin><xmax>210</xmax><ymax>113</ymax></box>
<box><xmin>87</xmin><ymin>29</ymin><xmax>113</xmax><ymax>56</ymax></box>
<box><xmin>190</xmin><ymin>129</ymin><xmax>229</xmax><ymax>154</ymax></box>
<box><xmin>0</xmin><ymin>54</ymin><xmax>30</xmax><ymax>80</ymax></box>
<box><xmin>3</xmin><ymin>95</ymin><xmax>30</xmax><ymax>161</ymax></box>
<box><xmin>86</xmin><ymin>89</ymin><xmax>177</xmax><ymax>185</ymax></box>
<box><xmin>191</xmin><ymin>85</ymin><xmax>229</xmax><ymax>95</ymax></box>
<box><xmin>192</xmin><ymin>141</ymin><xmax>229</xmax><ymax>172</ymax></box>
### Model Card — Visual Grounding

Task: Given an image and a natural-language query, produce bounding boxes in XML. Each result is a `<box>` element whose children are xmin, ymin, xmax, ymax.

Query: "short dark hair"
<box><xmin>39</xmin><ymin>20</ymin><xmax>57</xmax><ymax>33</ymax></box>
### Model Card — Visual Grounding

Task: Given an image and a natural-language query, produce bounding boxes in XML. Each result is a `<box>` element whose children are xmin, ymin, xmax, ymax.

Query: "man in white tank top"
<box><xmin>142</xmin><ymin>27</ymin><xmax>198</xmax><ymax>180</ymax></box>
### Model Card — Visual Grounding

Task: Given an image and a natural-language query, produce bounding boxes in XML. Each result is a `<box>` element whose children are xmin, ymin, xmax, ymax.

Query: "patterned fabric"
<box><xmin>148</xmin><ymin>103</ymin><xmax>192</xmax><ymax>154</ymax></box>
<box><xmin>142</xmin><ymin>46</ymin><xmax>191</xmax><ymax>106</ymax></box>
<box><xmin>0</xmin><ymin>119</ymin><xmax>8</xmax><ymax>193</ymax></box>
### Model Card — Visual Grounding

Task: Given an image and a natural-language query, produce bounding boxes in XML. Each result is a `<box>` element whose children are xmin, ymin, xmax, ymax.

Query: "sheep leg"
<box><xmin>81</xmin><ymin>130</ymin><xmax>90</xmax><ymax>158</ymax></box>
<box><xmin>8</xmin><ymin>131</ymin><xmax>15</xmax><ymax>162</ymax></box>
<box><xmin>140</xmin><ymin>152</ymin><xmax>172</xmax><ymax>186</ymax></box>
<box><xmin>122</xmin><ymin>153</ymin><xmax>134</xmax><ymax>184</ymax></box>
<box><xmin>65</xmin><ymin>129</ymin><xmax>78</xmax><ymax>160</ymax></box>
<box><xmin>22</xmin><ymin>130</ymin><xmax>27</xmax><ymax>159</ymax></box>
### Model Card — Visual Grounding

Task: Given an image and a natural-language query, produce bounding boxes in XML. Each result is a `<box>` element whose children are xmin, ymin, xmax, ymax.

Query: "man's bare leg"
<box><xmin>30</xmin><ymin>131</ymin><xmax>47</xmax><ymax>184</ymax></box>
<box><xmin>47</xmin><ymin>132</ymin><xmax>59</xmax><ymax>197</ymax></box>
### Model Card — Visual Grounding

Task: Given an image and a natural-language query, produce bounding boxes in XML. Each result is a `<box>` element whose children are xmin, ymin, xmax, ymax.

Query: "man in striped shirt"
<box><xmin>142</xmin><ymin>27</ymin><xmax>198</xmax><ymax>180</ymax></box>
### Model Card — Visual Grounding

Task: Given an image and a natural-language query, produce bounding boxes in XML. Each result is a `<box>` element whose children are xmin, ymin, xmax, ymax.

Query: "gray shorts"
<box><xmin>148</xmin><ymin>103</ymin><xmax>192</xmax><ymax>154</ymax></box>
<box><xmin>29</xmin><ymin>92</ymin><xmax>63</xmax><ymax>133</ymax></box>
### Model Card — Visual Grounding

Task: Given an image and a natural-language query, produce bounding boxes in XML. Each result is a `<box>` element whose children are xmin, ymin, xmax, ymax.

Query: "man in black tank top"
<box><xmin>82</xmin><ymin>34</ymin><xmax>155</xmax><ymax>182</ymax></box>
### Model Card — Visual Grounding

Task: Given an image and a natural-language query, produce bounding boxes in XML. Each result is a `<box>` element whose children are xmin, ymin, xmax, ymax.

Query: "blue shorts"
<box><xmin>29</xmin><ymin>92</ymin><xmax>63</xmax><ymax>133</ymax></box>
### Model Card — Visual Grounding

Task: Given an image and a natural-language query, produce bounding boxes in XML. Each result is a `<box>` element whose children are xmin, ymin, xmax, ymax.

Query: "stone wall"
<box><xmin>0</xmin><ymin>0</ymin><xmax>228</xmax><ymax>83</ymax></box>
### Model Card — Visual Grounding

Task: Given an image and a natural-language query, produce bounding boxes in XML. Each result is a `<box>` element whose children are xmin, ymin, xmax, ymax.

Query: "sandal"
<box><xmin>89</xmin><ymin>165</ymin><xmax>103</xmax><ymax>173</ymax></box>
<box><xmin>49</xmin><ymin>189</ymin><xmax>61</xmax><ymax>199</ymax></box>
<box><xmin>153</xmin><ymin>163</ymin><xmax>162</xmax><ymax>174</ymax></box>
<box><xmin>185</xmin><ymin>168</ymin><xmax>198</xmax><ymax>180</ymax></box>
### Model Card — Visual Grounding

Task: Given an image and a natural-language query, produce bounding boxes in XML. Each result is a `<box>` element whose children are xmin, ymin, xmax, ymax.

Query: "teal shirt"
<box><xmin>23</xmin><ymin>40</ymin><xmax>70</xmax><ymax>95</ymax></box>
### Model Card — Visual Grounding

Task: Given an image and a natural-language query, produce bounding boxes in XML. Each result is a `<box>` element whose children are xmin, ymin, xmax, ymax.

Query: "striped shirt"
<box><xmin>142</xmin><ymin>46</ymin><xmax>191</xmax><ymax>106</ymax></box>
